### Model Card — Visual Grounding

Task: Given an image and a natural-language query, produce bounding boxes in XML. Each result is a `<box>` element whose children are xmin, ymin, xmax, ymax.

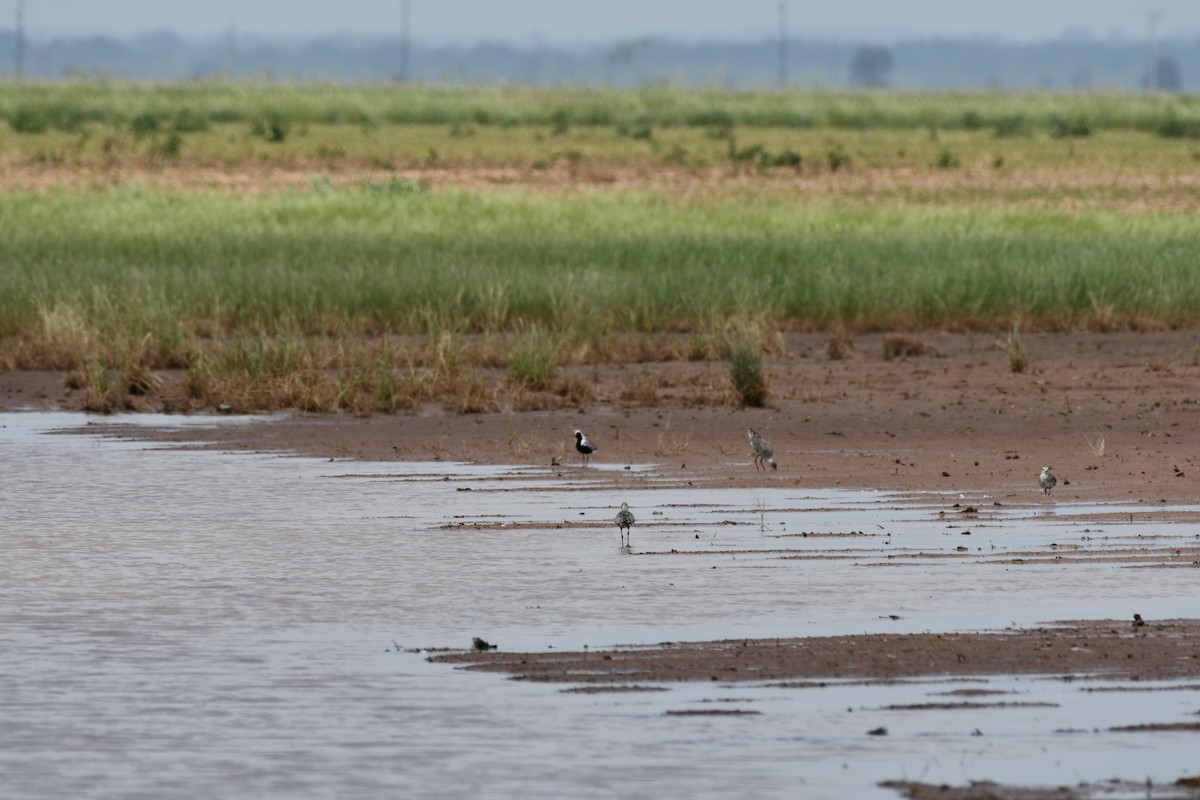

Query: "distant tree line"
<box><xmin>0</xmin><ymin>29</ymin><xmax>1195</xmax><ymax>91</ymax></box>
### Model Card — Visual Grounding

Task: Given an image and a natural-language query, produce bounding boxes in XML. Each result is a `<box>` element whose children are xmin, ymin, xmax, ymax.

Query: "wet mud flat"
<box><xmin>437</xmin><ymin>620</ymin><xmax>1200</xmax><ymax>800</ymax></box>
<box><xmin>432</xmin><ymin>619</ymin><xmax>1200</xmax><ymax>684</ymax></box>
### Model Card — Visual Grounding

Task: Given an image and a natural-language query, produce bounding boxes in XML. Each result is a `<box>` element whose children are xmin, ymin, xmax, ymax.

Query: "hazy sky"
<box><xmin>14</xmin><ymin>1</ymin><xmax>1200</xmax><ymax>44</ymax></box>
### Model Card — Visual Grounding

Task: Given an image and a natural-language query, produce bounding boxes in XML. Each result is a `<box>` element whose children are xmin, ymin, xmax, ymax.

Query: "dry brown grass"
<box><xmin>882</xmin><ymin>334</ymin><xmax>941</xmax><ymax>361</ymax></box>
<box><xmin>654</xmin><ymin>427</ymin><xmax>693</xmax><ymax>456</ymax></box>
<box><xmin>5</xmin><ymin>159</ymin><xmax>1200</xmax><ymax>214</ymax></box>
<box><xmin>451</xmin><ymin>375</ymin><xmax>499</xmax><ymax>414</ymax></box>
<box><xmin>6</xmin><ymin>305</ymin><xmax>101</xmax><ymax>370</ymax></box>
<box><xmin>564</xmin><ymin>334</ymin><xmax>691</xmax><ymax>366</ymax></box>
<box><xmin>71</xmin><ymin>361</ymin><xmax>128</xmax><ymax>414</ymax></box>
<box><xmin>1005</xmin><ymin>327</ymin><xmax>1029</xmax><ymax>373</ymax></box>
<box><xmin>826</xmin><ymin>331</ymin><xmax>856</xmax><ymax>361</ymax></box>
<box><xmin>618</xmin><ymin>372</ymin><xmax>663</xmax><ymax>407</ymax></box>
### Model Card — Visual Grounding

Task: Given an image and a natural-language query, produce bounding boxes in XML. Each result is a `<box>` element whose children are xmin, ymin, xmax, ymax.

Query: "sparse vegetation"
<box><xmin>933</xmin><ymin>148</ymin><xmax>959</xmax><ymax>169</ymax></box>
<box><xmin>726</xmin><ymin>338</ymin><xmax>767</xmax><ymax>407</ymax></box>
<box><xmin>826</xmin><ymin>331</ymin><xmax>855</xmax><ymax>361</ymax></box>
<box><xmin>1006</xmin><ymin>325</ymin><xmax>1029</xmax><ymax>373</ymax></box>
<box><xmin>619</xmin><ymin>372</ymin><xmax>662</xmax><ymax>407</ymax></box>
<box><xmin>882</xmin><ymin>334</ymin><xmax>940</xmax><ymax>361</ymax></box>
<box><xmin>508</xmin><ymin>329</ymin><xmax>558</xmax><ymax>390</ymax></box>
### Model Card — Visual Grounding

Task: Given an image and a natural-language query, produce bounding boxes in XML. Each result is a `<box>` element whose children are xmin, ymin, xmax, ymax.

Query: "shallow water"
<box><xmin>2</xmin><ymin>412</ymin><xmax>1198</xmax><ymax>799</ymax></box>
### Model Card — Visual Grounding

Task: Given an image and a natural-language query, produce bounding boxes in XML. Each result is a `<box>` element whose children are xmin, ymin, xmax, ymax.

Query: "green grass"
<box><xmin>507</xmin><ymin>328</ymin><xmax>559</xmax><ymax>389</ymax></box>
<box><xmin>2</xmin><ymin>187</ymin><xmax>1198</xmax><ymax>360</ymax></box>
<box><xmin>726</xmin><ymin>339</ymin><xmax>768</xmax><ymax>407</ymax></box>
<box><xmin>2</xmin><ymin>82</ymin><xmax>1200</xmax><ymax>135</ymax></box>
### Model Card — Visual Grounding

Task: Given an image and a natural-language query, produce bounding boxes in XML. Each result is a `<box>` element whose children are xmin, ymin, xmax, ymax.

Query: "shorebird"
<box><xmin>748</xmin><ymin>428</ymin><xmax>777</xmax><ymax>471</ymax></box>
<box><xmin>1038</xmin><ymin>465</ymin><xmax>1057</xmax><ymax>495</ymax></box>
<box><xmin>574</xmin><ymin>429</ymin><xmax>597</xmax><ymax>467</ymax></box>
<box><xmin>614</xmin><ymin>502</ymin><xmax>635</xmax><ymax>547</ymax></box>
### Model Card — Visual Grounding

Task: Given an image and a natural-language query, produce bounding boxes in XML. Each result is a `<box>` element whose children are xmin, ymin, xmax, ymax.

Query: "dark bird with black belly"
<box><xmin>574</xmin><ymin>429</ymin><xmax>597</xmax><ymax>467</ymax></box>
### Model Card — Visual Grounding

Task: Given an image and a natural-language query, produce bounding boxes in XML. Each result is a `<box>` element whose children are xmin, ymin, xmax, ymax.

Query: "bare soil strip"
<box><xmin>431</xmin><ymin>619</ymin><xmax>1200</xmax><ymax>684</ymax></box>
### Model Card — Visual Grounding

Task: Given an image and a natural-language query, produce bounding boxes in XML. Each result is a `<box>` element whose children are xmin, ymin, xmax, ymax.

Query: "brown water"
<box><xmin>2</xmin><ymin>412</ymin><xmax>1198</xmax><ymax>799</ymax></box>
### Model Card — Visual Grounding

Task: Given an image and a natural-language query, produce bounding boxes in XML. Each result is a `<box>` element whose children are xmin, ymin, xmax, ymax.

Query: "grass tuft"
<box><xmin>20</xmin><ymin>305</ymin><xmax>101</xmax><ymax>370</ymax></box>
<box><xmin>726</xmin><ymin>338</ymin><xmax>767</xmax><ymax>407</ymax></box>
<box><xmin>826</xmin><ymin>331</ymin><xmax>856</xmax><ymax>360</ymax></box>
<box><xmin>1006</xmin><ymin>325</ymin><xmax>1028</xmax><ymax>373</ymax></box>
<box><xmin>882</xmin><ymin>334</ymin><xmax>940</xmax><ymax>361</ymax></box>
<box><xmin>77</xmin><ymin>359</ymin><xmax>122</xmax><ymax>413</ymax></box>
<box><xmin>507</xmin><ymin>329</ymin><xmax>558</xmax><ymax>389</ymax></box>
<box><xmin>619</xmin><ymin>371</ymin><xmax>662</xmax><ymax>407</ymax></box>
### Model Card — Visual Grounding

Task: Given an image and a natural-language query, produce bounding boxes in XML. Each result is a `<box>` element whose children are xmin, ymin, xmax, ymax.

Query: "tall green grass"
<box><xmin>2</xmin><ymin>187</ymin><xmax>1198</xmax><ymax>359</ymax></box>
<box><xmin>3</xmin><ymin>81</ymin><xmax>1200</xmax><ymax>135</ymax></box>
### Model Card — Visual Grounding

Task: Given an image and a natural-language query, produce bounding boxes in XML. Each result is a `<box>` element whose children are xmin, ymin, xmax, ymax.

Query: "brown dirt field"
<box><xmin>3</xmin><ymin>159</ymin><xmax>1200</xmax><ymax>212</ymax></box>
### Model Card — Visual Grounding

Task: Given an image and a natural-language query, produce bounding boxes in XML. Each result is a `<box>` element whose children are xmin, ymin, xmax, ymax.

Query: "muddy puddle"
<box><xmin>2</xmin><ymin>412</ymin><xmax>1198</xmax><ymax>799</ymax></box>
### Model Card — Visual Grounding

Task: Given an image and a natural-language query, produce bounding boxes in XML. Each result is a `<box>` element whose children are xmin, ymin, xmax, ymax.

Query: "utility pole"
<box><xmin>15</xmin><ymin>0</ymin><xmax>25</xmax><ymax>79</ymax></box>
<box><xmin>530</xmin><ymin>30</ymin><xmax>542</xmax><ymax>86</ymax></box>
<box><xmin>398</xmin><ymin>0</ymin><xmax>411</xmax><ymax>82</ymax></box>
<box><xmin>778</xmin><ymin>2</ymin><xmax>787</xmax><ymax>89</ymax></box>
<box><xmin>225</xmin><ymin>22</ymin><xmax>238</xmax><ymax>79</ymax></box>
<box><xmin>1147</xmin><ymin>11</ymin><xmax>1160</xmax><ymax>92</ymax></box>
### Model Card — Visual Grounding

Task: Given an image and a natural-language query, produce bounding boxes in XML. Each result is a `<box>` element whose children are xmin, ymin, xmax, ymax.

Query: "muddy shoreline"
<box><xmin>7</xmin><ymin>330</ymin><xmax>1200</xmax><ymax>504</ymax></box>
<box><xmin>6</xmin><ymin>330</ymin><xmax>1200</xmax><ymax>683</ymax></box>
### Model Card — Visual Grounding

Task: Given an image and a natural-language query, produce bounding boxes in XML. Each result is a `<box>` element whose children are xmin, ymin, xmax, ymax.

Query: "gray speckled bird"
<box><xmin>748</xmin><ymin>428</ymin><xmax>777</xmax><ymax>471</ymax></box>
<box><xmin>1038</xmin><ymin>465</ymin><xmax>1057</xmax><ymax>495</ymax></box>
<box><xmin>614</xmin><ymin>502</ymin><xmax>635</xmax><ymax>547</ymax></box>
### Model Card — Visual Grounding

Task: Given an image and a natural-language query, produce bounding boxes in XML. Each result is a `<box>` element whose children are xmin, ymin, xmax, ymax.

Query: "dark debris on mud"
<box><xmin>881</xmin><ymin>778</ymin><xmax>1200</xmax><ymax>800</ymax></box>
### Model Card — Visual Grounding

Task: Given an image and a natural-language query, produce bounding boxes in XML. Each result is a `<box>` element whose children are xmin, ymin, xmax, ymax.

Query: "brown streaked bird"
<box><xmin>748</xmin><ymin>428</ymin><xmax>777</xmax><ymax>471</ymax></box>
<box><xmin>614</xmin><ymin>502</ymin><xmax>635</xmax><ymax>547</ymax></box>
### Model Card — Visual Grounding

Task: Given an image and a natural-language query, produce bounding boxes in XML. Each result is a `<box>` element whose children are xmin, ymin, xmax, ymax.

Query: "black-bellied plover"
<box><xmin>1038</xmin><ymin>465</ymin><xmax>1057</xmax><ymax>495</ymax></box>
<box><xmin>614</xmin><ymin>502</ymin><xmax>635</xmax><ymax>547</ymax></box>
<box><xmin>748</xmin><ymin>428</ymin><xmax>777</xmax><ymax>471</ymax></box>
<box><xmin>574</xmin><ymin>429</ymin><xmax>597</xmax><ymax>467</ymax></box>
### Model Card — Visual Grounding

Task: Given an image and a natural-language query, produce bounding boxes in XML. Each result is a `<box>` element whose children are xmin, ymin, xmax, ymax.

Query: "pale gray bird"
<box><xmin>1038</xmin><ymin>465</ymin><xmax>1057</xmax><ymax>495</ymax></box>
<box><xmin>574</xmin><ymin>429</ymin><xmax>597</xmax><ymax>467</ymax></box>
<box><xmin>748</xmin><ymin>427</ymin><xmax>777</xmax><ymax>471</ymax></box>
<box><xmin>614</xmin><ymin>502</ymin><xmax>635</xmax><ymax>547</ymax></box>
